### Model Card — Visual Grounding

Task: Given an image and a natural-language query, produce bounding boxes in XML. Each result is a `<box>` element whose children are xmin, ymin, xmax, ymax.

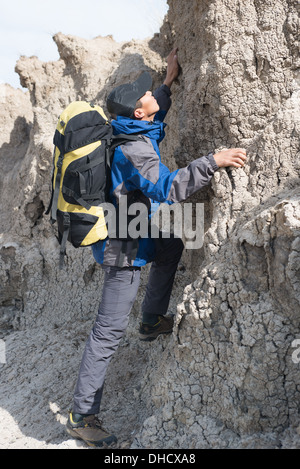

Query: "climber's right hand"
<box><xmin>163</xmin><ymin>47</ymin><xmax>179</xmax><ymax>89</ymax></box>
<box><xmin>213</xmin><ymin>148</ymin><xmax>247</xmax><ymax>168</ymax></box>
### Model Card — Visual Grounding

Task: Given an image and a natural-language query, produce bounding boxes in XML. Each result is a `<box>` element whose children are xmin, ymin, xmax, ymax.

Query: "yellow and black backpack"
<box><xmin>46</xmin><ymin>101</ymin><xmax>138</xmax><ymax>268</ymax></box>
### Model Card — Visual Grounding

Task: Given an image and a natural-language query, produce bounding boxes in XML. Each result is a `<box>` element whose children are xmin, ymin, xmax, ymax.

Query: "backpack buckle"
<box><xmin>62</xmin><ymin>212</ymin><xmax>71</xmax><ymax>228</ymax></box>
<box><xmin>57</xmin><ymin>154</ymin><xmax>64</xmax><ymax>169</ymax></box>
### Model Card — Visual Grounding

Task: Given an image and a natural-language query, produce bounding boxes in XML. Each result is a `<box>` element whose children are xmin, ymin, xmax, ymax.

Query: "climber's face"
<box><xmin>133</xmin><ymin>91</ymin><xmax>160</xmax><ymax>121</ymax></box>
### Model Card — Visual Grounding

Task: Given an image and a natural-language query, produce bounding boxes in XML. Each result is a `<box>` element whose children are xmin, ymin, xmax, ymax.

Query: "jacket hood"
<box><xmin>111</xmin><ymin>115</ymin><xmax>166</xmax><ymax>142</ymax></box>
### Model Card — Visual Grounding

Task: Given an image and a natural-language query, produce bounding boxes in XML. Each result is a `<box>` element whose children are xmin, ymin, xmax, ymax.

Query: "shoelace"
<box><xmin>84</xmin><ymin>415</ymin><xmax>106</xmax><ymax>430</ymax></box>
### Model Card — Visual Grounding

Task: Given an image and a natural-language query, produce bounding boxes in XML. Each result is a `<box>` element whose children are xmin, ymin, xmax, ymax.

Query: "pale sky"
<box><xmin>0</xmin><ymin>0</ymin><xmax>168</xmax><ymax>89</ymax></box>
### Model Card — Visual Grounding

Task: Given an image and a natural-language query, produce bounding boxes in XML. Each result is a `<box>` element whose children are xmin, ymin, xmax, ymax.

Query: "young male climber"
<box><xmin>66</xmin><ymin>48</ymin><xmax>247</xmax><ymax>447</ymax></box>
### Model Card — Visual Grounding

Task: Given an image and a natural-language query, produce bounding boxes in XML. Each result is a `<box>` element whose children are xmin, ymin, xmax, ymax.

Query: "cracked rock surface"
<box><xmin>0</xmin><ymin>0</ymin><xmax>300</xmax><ymax>449</ymax></box>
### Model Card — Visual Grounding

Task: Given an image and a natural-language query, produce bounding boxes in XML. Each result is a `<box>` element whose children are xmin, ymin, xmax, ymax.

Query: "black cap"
<box><xmin>106</xmin><ymin>71</ymin><xmax>152</xmax><ymax>118</ymax></box>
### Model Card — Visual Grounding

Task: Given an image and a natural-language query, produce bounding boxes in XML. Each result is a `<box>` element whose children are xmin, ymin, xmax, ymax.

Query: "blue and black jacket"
<box><xmin>92</xmin><ymin>84</ymin><xmax>219</xmax><ymax>267</ymax></box>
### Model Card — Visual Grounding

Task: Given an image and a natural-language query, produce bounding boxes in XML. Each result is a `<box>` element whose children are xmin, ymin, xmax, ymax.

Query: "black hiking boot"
<box><xmin>139</xmin><ymin>315</ymin><xmax>174</xmax><ymax>342</ymax></box>
<box><xmin>66</xmin><ymin>413</ymin><xmax>117</xmax><ymax>448</ymax></box>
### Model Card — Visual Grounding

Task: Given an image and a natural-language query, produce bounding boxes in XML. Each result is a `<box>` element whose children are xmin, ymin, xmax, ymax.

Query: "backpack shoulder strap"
<box><xmin>105</xmin><ymin>134</ymin><xmax>141</xmax><ymax>169</ymax></box>
<box><xmin>110</xmin><ymin>133</ymin><xmax>141</xmax><ymax>149</ymax></box>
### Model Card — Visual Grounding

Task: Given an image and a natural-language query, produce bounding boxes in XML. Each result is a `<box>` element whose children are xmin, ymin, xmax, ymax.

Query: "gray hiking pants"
<box><xmin>72</xmin><ymin>236</ymin><xmax>184</xmax><ymax>415</ymax></box>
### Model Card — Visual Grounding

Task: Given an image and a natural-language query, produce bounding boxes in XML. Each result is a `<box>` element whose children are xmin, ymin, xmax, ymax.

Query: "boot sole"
<box><xmin>139</xmin><ymin>329</ymin><xmax>173</xmax><ymax>342</ymax></box>
<box><xmin>66</xmin><ymin>425</ymin><xmax>117</xmax><ymax>448</ymax></box>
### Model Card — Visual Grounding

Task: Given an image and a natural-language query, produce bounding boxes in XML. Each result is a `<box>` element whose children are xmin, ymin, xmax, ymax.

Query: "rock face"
<box><xmin>133</xmin><ymin>0</ymin><xmax>300</xmax><ymax>449</ymax></box>
<box><xmin>0</xmin><ymin>0</ymin><xmax>300</xmax><ymax>449</ymax></box>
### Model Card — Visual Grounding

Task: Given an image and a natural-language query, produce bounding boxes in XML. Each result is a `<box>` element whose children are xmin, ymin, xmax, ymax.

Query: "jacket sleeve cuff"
<box><xmin>160</xmin><ymin>84</ymin><xmax>172</xmax><ymax>96</ymax></box>
<box><xmin>207</xmin><ymin>152</ymin><xmax>219</xmax><ymax>172</ymax></box>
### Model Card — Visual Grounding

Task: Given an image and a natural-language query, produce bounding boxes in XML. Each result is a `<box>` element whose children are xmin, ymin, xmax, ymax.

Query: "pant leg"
<box><xmin>73</xmin><ymin>265</ymin><xmax>141</xmax><ymax>415</ymax></box>
<box><xmin>142</xmin><ymin>235</ymin><xmax>184</xmax><ymax>324</ymax></box>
